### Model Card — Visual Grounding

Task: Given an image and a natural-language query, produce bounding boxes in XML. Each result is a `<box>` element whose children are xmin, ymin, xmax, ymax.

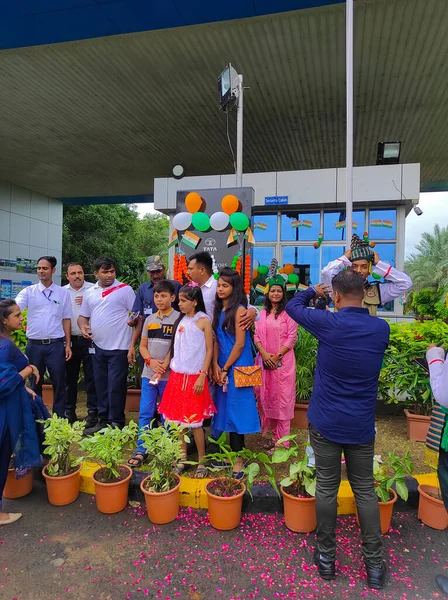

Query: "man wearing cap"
<box><xmin>128</xmin><ymin>256</ymin><xmax>181</xmax><ymax>364</ymax></box>
<box><xmin>321</xmin><ymin>234</ymin><xmax>412</xmax><ymax>316</ymax></box>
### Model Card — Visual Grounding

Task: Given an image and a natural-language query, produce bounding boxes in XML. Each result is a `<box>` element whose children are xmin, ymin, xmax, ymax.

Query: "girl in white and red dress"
<box><xmin>159</xmin><ymin>282</ymin><xmax>215</xmax><ymax>477</ymax></box>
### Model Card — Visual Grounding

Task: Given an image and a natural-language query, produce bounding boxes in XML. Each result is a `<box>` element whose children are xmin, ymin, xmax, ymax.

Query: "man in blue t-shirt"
<box><xmin>286</xmin><ymin>270</ymin><xmax>390</xmax><ymax>591</ymax></box>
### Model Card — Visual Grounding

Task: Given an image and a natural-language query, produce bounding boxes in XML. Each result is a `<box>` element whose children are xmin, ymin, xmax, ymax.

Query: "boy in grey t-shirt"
<box><xmin>128</xmin><ymin>280</ymin><xmax>179</xmax><ymax>466</ymax></box>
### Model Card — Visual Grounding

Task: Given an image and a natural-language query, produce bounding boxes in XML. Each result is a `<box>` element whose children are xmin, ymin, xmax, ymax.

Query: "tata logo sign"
<box><xmin>203</xmin><ymin>237</ymin><xmax>217</xmax><ymax>252</ymax></box>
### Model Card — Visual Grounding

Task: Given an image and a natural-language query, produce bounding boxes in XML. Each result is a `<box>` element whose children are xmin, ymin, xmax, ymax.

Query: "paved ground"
<box><xmin>1</xmin><ymin>481</ymin><xmax>447</xmax><ymax>600</ymax></box>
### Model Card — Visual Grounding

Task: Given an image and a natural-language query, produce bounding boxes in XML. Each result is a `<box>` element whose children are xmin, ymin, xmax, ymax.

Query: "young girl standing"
<box><xmin>212</xmin><ymin>268</ymin><xmax>260</xmax><ymax>476</ymax></box>
<box><xmin>254</xmin><ymin>282</ymin><xmax>298</xmax><ymax>451</ymax></box>
<box><xmin>159</xmin><ymin>282</ymin><xmax>215</xmax><ymax>477</ymax></box>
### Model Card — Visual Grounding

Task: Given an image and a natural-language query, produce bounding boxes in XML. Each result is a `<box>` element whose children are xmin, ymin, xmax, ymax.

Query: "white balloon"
<box><xmin>252</xmin><ymin>259</ymin><xmax>259</xmax><ymax>269</ymax></box>
<box><xmin>281</xmin><ymin>273</ymin><xmax>288</xmax><ymax>281</ymax></box>
<box><xmin>210</xmin><ymin>211</ymin><xmax>230</xmax><ymax>231</ymax></box>
<box><xmin>173</xmin><ymin>211</ymin><xmax>192</xmax><ymax>231</ymax></box>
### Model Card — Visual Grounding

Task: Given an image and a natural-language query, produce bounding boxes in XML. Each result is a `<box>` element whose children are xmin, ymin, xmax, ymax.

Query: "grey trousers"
<box><xmin>309</xmin><ymin>424</ymin><xmax>383</xmax><ymax>567</ymax></box>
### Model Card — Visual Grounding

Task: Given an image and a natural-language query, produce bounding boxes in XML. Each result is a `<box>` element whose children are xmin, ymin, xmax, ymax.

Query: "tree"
<box><xmin>62</xmin><ymin>204</ymin><xmax>169</xmax><ymax>287</ymax></box>
<box><xmin>405</xmin><ymin>224</ymin><xmax>448</xmax><ymax>294</ymax></box>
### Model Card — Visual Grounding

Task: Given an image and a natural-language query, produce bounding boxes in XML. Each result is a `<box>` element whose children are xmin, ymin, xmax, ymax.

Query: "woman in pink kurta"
<box><xmin>254</xmin><ymin>283</ymin><xmax>298</xmax><ymax>450</ymax></box>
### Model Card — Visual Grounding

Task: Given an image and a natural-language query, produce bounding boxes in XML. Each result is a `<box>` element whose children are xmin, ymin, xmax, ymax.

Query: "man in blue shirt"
<box><xmin>286</xmin><ymin>270</ymin><xmax>390</xmax><ymax>590</ymax></box>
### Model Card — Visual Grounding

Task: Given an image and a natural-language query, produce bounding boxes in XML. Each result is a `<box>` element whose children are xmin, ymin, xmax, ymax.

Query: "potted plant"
<box><xmin>4</xmin><ymin>461</ymin><xmax>33</xmax><ymax>499</ymax></box>
<box><xmin>126</xmin><ymin>345</ymin><xmax>142</xmax><ymax>412</ymax></box>
<box><xmin>276</xmin><ymin>440</ymin><xmax>317</xmax><ymax>533</ymax></box>
<box><xmin>138</xmin><ymin>421</ymin><xmax>188</xmax><ymax>524</ymax></box>
<box><xmin>80</xmin><ymin>421</ymin><xmax>138</xmax><ymax>514</ymax></box>
<box><xmin>355</xmin><ymin>451</ymin><xmax>414</xmax><ymax>534</ymax></box>
<box><xmin>418</xmin><ymin>484</ymin><xmax>448</xmax><ymax>530</ymax></box>
<box><xmin>292</xmin><ymin>328</ymin><xmax>317</xmax><ymax>428</ymax></box>
<box><xmin>41</xmin><ymin>414</ymin><xmax>85</xmax><ymax>506</ymax></box>
<box><xmin>204</xmin><ymin>434</ymin><xmax>279</xmax><ymax>531</ymax></box>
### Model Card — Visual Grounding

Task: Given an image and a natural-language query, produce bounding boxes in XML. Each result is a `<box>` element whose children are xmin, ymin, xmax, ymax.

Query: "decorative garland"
<box><xmin>173</xmin><ymin>253</ymin><xmax>190</xmax><ymax>284</ymax></box>
<box><xmin>244</xmin><ymin>254</ymin><xmax>251</xmax><ymax>295</ymax></box>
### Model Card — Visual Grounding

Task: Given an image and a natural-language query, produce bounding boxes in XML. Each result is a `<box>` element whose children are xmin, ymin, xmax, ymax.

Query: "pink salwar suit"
<box><xmin>254</xmin><ymin>309</ymin><xmax>298</xmax><ymax>446</ymax></box>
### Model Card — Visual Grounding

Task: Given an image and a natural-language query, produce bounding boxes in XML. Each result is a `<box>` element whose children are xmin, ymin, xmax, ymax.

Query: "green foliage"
<box><xmin>378</xmin><ymin>320</ymin><xmax>448</xmax><ymax>415</ymax></box>
<box><xmin>62</xmin><ymin>205</ymin><xmax>169</xmax><ymax>283</ymax></box>
<box><xmin>405</xmin><ymin>224</ymin><xmax>448</xmax><ymax>294</ymax></box>
<box><xmin>80</xmin><ymin>421</ymin><xmax>138</xmax><ymax>482</ymax></box>
<box><xmin>11</xmin><ymin>309</ymin><xmax>27</xmax><ymax>351</ymax></box>
<box><xmin>412</xmin><ymin>288</ymin><xmax>446</xmax><ymax>319</ymax></box>
<box><xmin>373</xmin><ymin>450</ymin><xmax>414</xmax><ymax>504</ymax></box>
<box><xmin>205</xmin><ymin>433</ymin><xmax>280</xmax><ymax>498</ymax></box>
<box><xmin>294</xmin><ymin>327</ymin><xmax>318</xmax><ymax>402</ymax></box>
<box><xmin>139</xmin><ymin>422</ymin><xmax>189</xmax><ymax>493</ymax></box>
<box><xmin>41</xmin><ymin>414</ymin><xmax>85</xmax><ymax>477</ymax></box>
<box><xmin>274</xmin><ymin>438</ymin><xmax>316</xmax><ymax>497</ymax></box>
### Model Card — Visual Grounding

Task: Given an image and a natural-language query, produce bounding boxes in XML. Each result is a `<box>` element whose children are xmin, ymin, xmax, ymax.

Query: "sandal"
<box><xmin>231</xmin><ymin>471</ymin><xmax>245</xmax><ymax>480</ymax></box>
<box><xmin>128</xmin><ymin>452</ymin><xmax>147</xmax><ymax>468</ymax></box>
<box><xmin>194</xmin><ymin>465</ymin><xmax>208</xmax><ymax>479</ymax></box>
<box><xmin>262</xmin><ymin>439</ymin><xmax>275</xmax><ymax>450</ymax></box>
<box><xmin>174</xmin><ymin>461</ymin><xmax>186</xmax><ymax>475</ymax></box>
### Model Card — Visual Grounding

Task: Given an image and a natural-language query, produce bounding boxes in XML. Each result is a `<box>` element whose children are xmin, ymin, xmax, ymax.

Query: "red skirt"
<box><xmin>159</xmin><ymin>371</ymin><xmax>216</xmax><ymax>427</ymax></box>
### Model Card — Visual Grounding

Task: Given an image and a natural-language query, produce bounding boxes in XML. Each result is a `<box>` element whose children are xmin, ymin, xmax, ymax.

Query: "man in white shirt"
<box><xmin>15</xmin><ymin>256</ymin><xmax>72</xmax><ymax>417</ymax></box>
<box><xmin>64</xmin><ymin>263</ymin><xmax>97</xmax><ymax>428</ymax></box>
<box><xmin>78</xmin><ymin>256</ymin><xmax>136</xmax><ymax>433</ymax></box>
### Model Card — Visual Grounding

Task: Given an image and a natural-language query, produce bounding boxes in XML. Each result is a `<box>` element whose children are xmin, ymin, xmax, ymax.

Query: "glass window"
<box><xmin>321</xmin><ymin>246</ymin><xmax>346</xmax><ymax>268</ymax></box>
<box><xmin>252</xmin><ymin>214</ymin><xmax>277</xmax><ymax>242</ymax></box>
<box><xmin>253</xmin><ymin>246</ymin><xmax>275</xmax><ymax>271</ymax></box>
<box><xmin>281</xmin><ymin>212</ymin><xmax>320</xmax><ymax>242</ymax></box>
<box><xmin>251</xmin><ymin>246</ymin><xmax>276</xmax><ymax>307</ymax></box>
<box><xmin>323</xmin><ymin>210</ymin><xmax>365</xmax><ymax>241</ymax></box>
<box><xmin>282</xmin><ymin>246</ymin><xmax>320</xmax><ymax>287</ymax></box>
<box><xmin>368</xmin><ymin>243</ymin><xmax>396</xmax><ymax>312</ymax></box>
<box><xmin>369</xmin><ymin>209</ymin><xmax>396</xmax><ymax>240</ymax></box>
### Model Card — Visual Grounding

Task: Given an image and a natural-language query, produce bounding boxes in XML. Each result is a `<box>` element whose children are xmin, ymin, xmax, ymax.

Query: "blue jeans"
<box><xmin>136</xmin><ymin>378</ymin><xmax>168</xmax><ymax>454</ymax></box>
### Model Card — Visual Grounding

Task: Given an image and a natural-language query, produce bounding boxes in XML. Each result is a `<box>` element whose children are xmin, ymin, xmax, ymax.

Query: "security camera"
<box><xmin>413</xmin><ymin>205</ymin><xmax>423</xmax><ymax>216</ymax></box>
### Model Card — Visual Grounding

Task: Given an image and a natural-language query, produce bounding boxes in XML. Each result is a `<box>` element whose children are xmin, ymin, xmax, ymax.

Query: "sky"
<box><xmin>135</xmin><ymin>191</ymin><xmax>448</xmax><ymax>260</ymax></box>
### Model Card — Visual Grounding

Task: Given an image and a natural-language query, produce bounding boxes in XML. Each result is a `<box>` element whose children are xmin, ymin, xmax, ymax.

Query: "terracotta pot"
<box><xmin>205</xmin><ymin>478</ymin><xmax>246</xmax><ymax>530</ymax></box>
<box><xmin>4</xmin><ymin>469</ymin><xmax>33</xmax><ymax>499</ymax></box>
<box><xmin>291</xmin><ymin>403</ymin><xmax>309</xmax><ymax>428</ymax></box>
<box><xmin>281</xmin><ymin>486</ymin><xmax>316</xmax><ymax>533</ymax></box>
<box><xmin>42</xmin><ymin>465</ymin><xmax>81</xmax><ymax>506</ymax></box>
<box><xmin>404</xmin><ymin>409</ymin><xmax>431</xmax><ymax>443</ymax></box>
<box><xmin>93</xmin><ymin>465</ymin><xmax>132</xmax><ymax>514</ymax></box>
<box><xmin>140</xmin><ymin>474</ymin><xmax>181</xmax><ymax>524</ymax></box>
<box><xmin>42</xmin><ymin>384</ymin><xmax>54</xmax><ymax>409</ymax></box>
<box><xmin>418</xmin><ymin>485</ymin><xmax>448</xmax><ymax>530</ymax></box>
<box><xmin>125</xmin><ymin>389</ymin><xmax>141</xmax><ymax>412</ymax></box>
<box><xmin>355</xmin><ymin>488</ymin><xmax>397</xmax><ymax>534</ymax></box>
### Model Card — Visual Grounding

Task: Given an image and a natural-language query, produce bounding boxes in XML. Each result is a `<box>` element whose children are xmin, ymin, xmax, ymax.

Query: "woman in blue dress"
<box><xmin>0</xmin><ymin>300</ymin><xmax>42</xmax><ymax>525</ymax></box>
<box><xmin>212</xmin><ymin>268</ymin><xmax>260</xmax><ymax>475</ymax></box>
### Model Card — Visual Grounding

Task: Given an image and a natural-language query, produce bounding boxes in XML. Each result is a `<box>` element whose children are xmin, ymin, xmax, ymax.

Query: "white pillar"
<box><xmin>236</xmin><ymin>74</ymin><xmax>244</xmax><ymax>187</ymax></box>
<box><xmin>345</xmin><ymin>0</ymin><xmax>354</xmax><ymax>246</ymax></box>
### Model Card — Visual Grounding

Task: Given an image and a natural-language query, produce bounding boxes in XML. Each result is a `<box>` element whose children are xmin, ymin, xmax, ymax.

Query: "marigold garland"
<box><xmin>244</xmin><ymin>254</ymin><xmax>251</xmax><ymax>295</ymax></box>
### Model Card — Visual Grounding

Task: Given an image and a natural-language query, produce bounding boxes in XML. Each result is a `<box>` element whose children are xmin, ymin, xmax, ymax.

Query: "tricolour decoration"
<box><xmin>254</xmin><ymin>222</ymin><xmax>267</xmax><ymax>231</ymax></box>
<box><xmin>313</xmin><ymin>233</ymin><xmax>324</xmax><ymax>249</ymax></box>
<box><xmin>173</xmin><ymin>211</ymin><xmax>192</xmax><ymax>231</ymax></box>
<box><xmin>227</xmin><ymin>228</ymin><xmax>238</xmax><ymax>246</ymax></box>
<box><xmin>182</xmin><ymin>230</ymin><xmax>201</xmax><ymax>249</ymax></box>
<box><xmin>244</xmin><ymin>226</ymin><xmax>255</xmax><ymax>244</ymax></box>
<box><xmin>173</xmin><ymin>253</ymin><xmax>190</xmax><ymax>284</ymax></box>
<box><xmin>229</xmin><ymin>212</ymin><xmax>250</xmax><ymax>232</ymax></box>
<box><xmin>211</xmin><ymin>254</ymin><xmax>219</xmax><ymax>280</ymax></box>
<box><xmin>209</xmin><ymin>211</ymin><xmax>230</xmax><ymax>231</ymax></box>
<box><xmin>335</xmin><ymin>220</ymin><xmax>358</xmax><ymax>230</ymax></box>
<box><xmin>192</xmin><ymin>211</ymin><xmax>210</xmax><ymax>232</ymax></box>
<box><xmin>286</xmin><ymin>283</ymin><xmax>297</xmax><ymax>293</ymax></box>
<box><xmin>168</xmin><ymin>229</ymin><xmax>178</xmax><ymax>248</ymax></box>
<box><xmin>255</xmin><ymin>283</ymin><xmax>267</xmax><ymax>294</ymax></box>
<box><xmin>362</xmin><ymin>231</ymin><xmax>376</xmax><ymax>248</ymax></box>
<box><xmin>221</xmin><ymin>194</ymin><xmax>240</xmax><ymax>215</ymax></box>
<box><xmin>185</xmin><ymin>192</ymin><xmax>203</xmax><ymax>214</ymax></box>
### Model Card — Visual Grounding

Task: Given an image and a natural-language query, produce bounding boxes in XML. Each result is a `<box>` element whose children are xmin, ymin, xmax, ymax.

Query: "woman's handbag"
<box><xmin>234</xmin><ymin>365</ymin><xmax>262</xmax><ymax>388</ymax></box>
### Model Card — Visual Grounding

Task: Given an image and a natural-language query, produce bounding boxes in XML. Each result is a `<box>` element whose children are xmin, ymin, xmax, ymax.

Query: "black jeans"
<box><xmin>92</xmin><ymin>345</ymin><xmax>129</xmax><ymax>427</ymax></box>
<box><xmin>0</xmin><ymin>428</ymin><xmax>12</xmax><ymax>512</ymax></box>
<box><xmin>65</xmin><ymin>336</ymin><xmax>97</xmax><ymax>415</ymax></box>
<box><xmin>26</xmin><ymin>340</ymin><xmax>66</xmax><ymax>417</ymax></box>
<box><xmin>309</xmin><ymin>424</ymin><xmax>383</xmax><ymax>567</ymax></box>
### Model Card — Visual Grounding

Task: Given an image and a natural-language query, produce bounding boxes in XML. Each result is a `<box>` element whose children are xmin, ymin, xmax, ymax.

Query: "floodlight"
<box><xmin>376</xmin><ymin>141</ymin><xmax>401</xmax><ymax>165</ymax></box>
<box><xmin>217</xmin><ymin>64</ymin><xmax>240</xmax><ymax>112</ymax></box>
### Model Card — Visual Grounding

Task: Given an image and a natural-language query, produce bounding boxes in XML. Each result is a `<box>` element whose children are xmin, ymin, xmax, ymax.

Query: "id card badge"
<box><xmin>144</xmin><ymin>307</ymin><xmax>153</xmax><ymax>316</ymax></box>
<box><xmin>88</xmin><ymin>345</ymin><xmax>96</xmax><ymax>355</ymax></box>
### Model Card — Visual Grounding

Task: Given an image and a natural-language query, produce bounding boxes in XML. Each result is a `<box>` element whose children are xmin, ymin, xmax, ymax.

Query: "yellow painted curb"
<box><xmin>78</xmin><ymin>464</ymin><xmax>438</xmax><ymax>514</ymax></box>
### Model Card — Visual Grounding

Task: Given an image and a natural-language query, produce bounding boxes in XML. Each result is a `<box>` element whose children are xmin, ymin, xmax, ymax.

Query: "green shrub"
<box><xmin>294</xmin><ymin>327</ymin><xmax>318</xmax><ymax>402</ymax></box>
<box><xmin>41</xmin><ymin>414</ymin><xmax>85</xmax><ymax>477</ymax></box>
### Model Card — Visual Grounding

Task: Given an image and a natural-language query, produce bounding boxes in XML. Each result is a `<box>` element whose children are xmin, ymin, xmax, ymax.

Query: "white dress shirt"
<box><xmin>426</xmin><ymin>347</ymin><xmax>448</xmax><ymax>409</ymax></box>
<box><xmin>79</xmin><ymin>279</ymin><xmax>136</xmax><ymax>351</ymax></box>
<box><xmin>201</xmin><ymin>275</ymin><xmax>218</xmax><ymax>319</ymax></box>
<box><xmin>64</xmin><ymin>281</ymin><xmax>94</xmax><ymax>336</ymax></box>
<box><xmin>15</xmin><ymin>281</ymin><xmax>72</xmax><ymax>339</ymax></box>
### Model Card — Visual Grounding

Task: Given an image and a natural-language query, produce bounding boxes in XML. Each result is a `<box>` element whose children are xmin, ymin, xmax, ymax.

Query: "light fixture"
<box><xmin>376</xmin><ymin>141</ymin><xmax>401</xmax><ymax>165</ymax></box>
<box><xmin>217</xmin><ymin>63</ymin><xmax>239</xmax><ymax>112</ymax></box>
<box><xmin>172</xmin><ymin>164</ymin><xmax>185</xmax><ymax>179</ymax></box>
<box><xmin>413</xmin><ymin>205</ymin><xmax>423</xmax><ymax>216</ymax></box>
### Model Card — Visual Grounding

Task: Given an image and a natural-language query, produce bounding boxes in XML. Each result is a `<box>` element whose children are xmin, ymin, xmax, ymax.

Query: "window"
<box><xmin>369</xmin><ymin>209</ymin><xmax>396</xmax><ymax>240</ymax></box>
<box><xmin>321</xmin><ymin>246</ymin><xmax>346</xmax><ymax>267</ymax></box>
<box><xmin>281</xmin><ymin>212</ymin><xmax>320</xmax><ymax>241</ymax></box>
<box><xmin>323</xmin><ymin>211</ymin><xmax>365</xmax><ymax>241</ymax></box>
<box><xmin>252</xmin><ymin>214</ymin><xmax>277</xmax><ymax>242</ymax></box>
<box><xmin>282</xmin><ymin>246</ymin><xmax>320</xmax><ymax>287</ymax></box>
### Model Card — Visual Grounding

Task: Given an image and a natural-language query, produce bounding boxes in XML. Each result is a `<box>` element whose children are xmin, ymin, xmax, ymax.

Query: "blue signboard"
<box><xmin>265</xmin><ymin>195</ymin><xmax>288</xmax><ymax>205</ymax></box>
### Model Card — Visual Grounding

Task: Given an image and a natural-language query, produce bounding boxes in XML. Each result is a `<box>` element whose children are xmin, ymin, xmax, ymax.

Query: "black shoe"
<box><xmin>65</xmin><ymin>412</ymin><xmax>77</xmax><ymax>424</ymax></box>
<box><xmin>84</xmin><ymin>412</ymin><xmax>98</xmax><ymax>429</ymax></box>
<box><xmin>313</xmin><ymin>548</ymin><xmax>336</xmax><ymax>581</ymax></box>
<box><xmin>366</xmin><ymin>561</ymin><xmax>387</xmax><ymax>590</ymax></box>
<box><xmin>110</xmin><ymin>422</ymin><xmax>124</xmax><ymax>430</ymax></box>
<box><xmin>435</xmin><ymin>574</ymin><xmax>448</xmax><ymax>597</ymax></box>
<box><xmin>83</xmin><ymin>419</ymin><xmax>107</xmax><ymax>436</ymax></box>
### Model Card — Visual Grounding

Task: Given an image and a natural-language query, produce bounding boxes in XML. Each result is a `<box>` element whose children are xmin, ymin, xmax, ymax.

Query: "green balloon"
<box><xmin>192</xmin><ymin>211</ymin><xmax>211</xmax><ymax>232</ymax></box>
<box><xmin>288</xmin><ymin>273</ymin><xmax>299</xmax><ymax>284</ymax></box>
<box><xmin>258</xmin><ymin>265</ymin><xmax>268</xmax><ymax>275</ymax></box>
<box><xmin>229</xmin><ymin>211</ymin><xmax>250</xmax><ymax>232</ymax></box>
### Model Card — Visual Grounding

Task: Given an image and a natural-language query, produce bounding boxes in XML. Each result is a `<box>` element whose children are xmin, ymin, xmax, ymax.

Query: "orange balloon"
<box><xmin>221</xmin><ymin>194</ymin><xmax>239</xmax><ymax>215</ymax></box>
<box><xmin>279</xmin><ymin>268</ymin><xmax>285</xmax><ymax>274</ymax></box>
<box><xmin>185</xmin><ymin>192</ymin><xmax>203</xmax><ymax>214</ymax></box>
<box><xmin>252</xmin><ymin>269</ymin><xmax>259</xmax><ymax>280</ymax></box>
<box><xmin>283</xmin><ymin>263</ymin><xmax>294</xmax><ymax>275</ymax></box>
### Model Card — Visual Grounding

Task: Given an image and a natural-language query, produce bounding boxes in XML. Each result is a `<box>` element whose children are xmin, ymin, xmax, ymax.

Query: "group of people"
<box><xmin>2</xmin><ymin>234</ymin><xmax>448</xmax><ymax>595</ymax></box>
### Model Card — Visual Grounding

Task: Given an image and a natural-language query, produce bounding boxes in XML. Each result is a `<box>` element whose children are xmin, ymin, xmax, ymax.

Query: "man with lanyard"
<box><xmin>15</xmin><ymin>256</ymin><xmax>72</xmax><ymax>417</ymax></box>
<box><xmin>78</xmin><ymin>256</ymin><xmax>136</xmax><ymax>434</ymax></box>
<box><xmin>64</xmin><ymin>262</ymin><xmax>97</xmax><ymax>427</ymax></box>
<box><xmin>321</xmin><ymin>234</ymin><xmax>412</xmax><ymax>315</ymax></box>
<box><xmin>128</xmin><ymin>256</ymin><xmax>181</xmax><ymax>364</ymax></box>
